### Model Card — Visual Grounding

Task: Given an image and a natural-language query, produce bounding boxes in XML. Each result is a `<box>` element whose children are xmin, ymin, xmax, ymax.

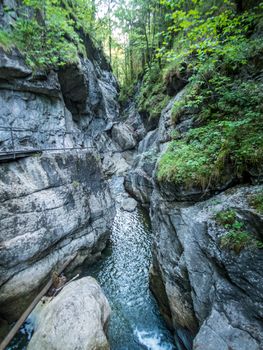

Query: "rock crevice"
<box><xmin>122</xmin><ymin>86</ymin><xmax>263</xmax><ymax>350</ymax></box>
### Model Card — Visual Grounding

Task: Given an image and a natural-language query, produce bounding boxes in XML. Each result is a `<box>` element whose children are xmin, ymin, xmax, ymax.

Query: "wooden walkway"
<box><xmin>0</xmin><ymin>147</ymin><xmax>94</xmax><ymax>162</ymax></box>
<box><xmin>0</xmin><ymin>126</ymin><xmax>94</xmax><ymax>162</ymax></box>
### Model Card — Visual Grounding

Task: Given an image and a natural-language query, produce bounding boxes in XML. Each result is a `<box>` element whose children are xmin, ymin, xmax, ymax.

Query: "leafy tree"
<box><xmin>1</xmin><ymin>0</ymin><xmax>97</xmax><ymax>69</ymax></box>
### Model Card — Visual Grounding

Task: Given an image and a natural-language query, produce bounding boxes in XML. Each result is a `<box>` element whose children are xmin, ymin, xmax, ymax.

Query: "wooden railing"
<box><xmin>0</xmin><ymin>126</ymin><xmax>94</xmax><ymax>161</ymax></box>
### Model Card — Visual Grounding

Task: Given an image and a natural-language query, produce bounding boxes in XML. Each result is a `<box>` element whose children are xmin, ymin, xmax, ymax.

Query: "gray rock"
<box><xmin>150</xmin><ymin>185</ymin><xmax>263</xmax><ymax>350</ymax></box>
<box><xmin>112</xmin><ymin>122</ymin><xmax>137</xmax><ymax>150</ymax></box>
<box><xmin>122</xmin><ymin>101</ymin><xmax>146</xmax><ymax>142</ymax></box>
<box><xmin>28</xmin><ymin>277</ymin><xmax>111</xmax><ymax>350</ymax></box>
<box><xmin>0</xmin><ymin>8</ymin><xmax>121</xmax><ymax>324</ymax></box>
<box><xmin>58</xmin><ymin>61</ymin><xmax>89</xmax><ymax>119</ymax></box>
<box><xmin>120</xmin><ymin>196</ymin><xmax>137</xmax><ymax>212</ymax></box>
<box><xmin>0</xmin><ymin>1</ymin><xmax>18</xmax><ymax>28</ymax></box>
<box><xmin>0</xmin><ymin>48</ymin><xmax>31</xmax><ymax>79</ymax></box>
<box><xmin>138</xmin><ymin>129</ymin><xmax>158</xmax><ymax>153</ymax></box>
<box><xmin>0</xmin><ymin>67</ymin><xmax>61</xmax><ymax>97</ymax></box>
<box><xmin>122</xmin><ymin>85</ymin><xmax>263</xmax><ymax>349</ymax></box>
<box><xmin>0</xmin><ymin>152</ymin><xmax>115</xmax><ymax>320</ymax></box>
<box><xmin>103</xmin><ymin>151</ymin><xmax>130</xmax><ymax>176</ymax></box>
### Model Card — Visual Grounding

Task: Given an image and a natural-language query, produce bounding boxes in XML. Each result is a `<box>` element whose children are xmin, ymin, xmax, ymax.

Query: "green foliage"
<box><xmin>118</xmin><ymin>83</ymin><xmax>136</xmax><ymax>105</ymax></box>
<box><xmin>158</xmin><ymin>116</ymin><xmax>263</xmax><ymax>187</ymax></box>
<box><xmin>0</xmin><ymin>30</ymin><xmax>13</xmax><ymax>51</ymax></box>
<box><xmin>138</xmin><ymin>64</ymin><xmax>170</xmax><ymax>120</ymax></box>
<box><xmin>157</xmin><ymin>1</ymin><xmax>263</xmax><ymax>188</ymax></box>
<box><xmin>5</xmin><ymin>0</ymin><xmax>97</xmax><ymax>70</ymax></box>
<box><xmin>14</xmin><ymin>18</ymin><xmax>80</xmax><ymax>69</ymax></box>
<box><xmin>248</xmin><ymin>192</ymin><xmax>263</xmax><ymax>214</ymax></box>
<box><xmin>215</xmin><ymin>209</ymin><xmax>263</xmax><ymax>252</ymax></box>
<box><xmin>215</xmin><ymin>209</ymin><xmax>237</xmax><ymax>227</ymax></box>
<box><xmin>221</xmin><ymin>230</ymin><xmax>263</xmax><ymax>253</ymax></box>
<box><xmin>157</xmin><ymin>0</ymin><xmax>263</xmax><ymax>70</ymax></box>
<box><xmin>170</xmin><ymin>94</ymin><xmax>188</xmax><ymax>123</ymax></box>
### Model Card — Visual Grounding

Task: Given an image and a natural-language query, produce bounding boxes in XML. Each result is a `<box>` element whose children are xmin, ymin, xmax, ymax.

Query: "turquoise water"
<box><xmin>7</xmin><ymin>206</ymin><xmax>175</xmax><ymax>350</ymax></box>
<box><xmin>79</xmin><ymin>207</ymin><xmax>176</xmax><ymax>350</ymax></box>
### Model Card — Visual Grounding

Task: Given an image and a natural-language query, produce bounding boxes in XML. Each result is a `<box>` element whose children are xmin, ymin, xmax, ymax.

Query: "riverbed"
<box><xmin>8</xmin><ymin>201</ymin><xmax>175</xmax><ymax>350</ymax></box>
<box><xmin>80</xmin><ymin>207</ymin><xmax>175</xmax><ymax>350</ymax></box>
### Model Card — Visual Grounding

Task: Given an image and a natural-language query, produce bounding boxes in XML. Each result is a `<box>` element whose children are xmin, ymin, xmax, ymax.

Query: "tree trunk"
<box><xmin>235</xmin><ymin>0</ymin><xmax>243</xmax><ymax>12</ymax></box>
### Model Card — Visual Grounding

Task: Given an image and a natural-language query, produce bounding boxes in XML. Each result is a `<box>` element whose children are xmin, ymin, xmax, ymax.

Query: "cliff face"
<box><xmin>149</xmin><ymin>184</ymin><xmax>263</xmax><ymax>350</ymax></box>
<box><xmin>1</xmin><ymin>1</ymin><xmax>263</xmax><ymax>349</ymax></box>
<box><xmin>0</xmin><ymin>0</ymin><xmax>120</xmax><ymax>322</ymax></box>
<box><xmin>123</xmin><ymin>76</ymin><xmax>263</xmax><ymax>350</ymax></box>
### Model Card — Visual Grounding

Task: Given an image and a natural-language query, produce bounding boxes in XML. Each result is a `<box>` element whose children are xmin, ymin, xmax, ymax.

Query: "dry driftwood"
<box><xmin>0</xmin><ymin>253</ymin><xmax>77</xmax><ymax>350</ymax></box>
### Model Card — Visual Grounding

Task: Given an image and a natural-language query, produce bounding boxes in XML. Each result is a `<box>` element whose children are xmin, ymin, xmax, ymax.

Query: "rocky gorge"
<box><xmin>0</xmin><ymin>0</ymin><xmax>263</xmax><ymax>349</ymax></box>
<box><xmin>0</xmin><ymin>0</ymin><xmax>122</xmax><ymax>330</ymax></box>
<box><xmin>122</xmin><ymin>87</ymin><xmax>263</xmax><ymax>349</ymax></box>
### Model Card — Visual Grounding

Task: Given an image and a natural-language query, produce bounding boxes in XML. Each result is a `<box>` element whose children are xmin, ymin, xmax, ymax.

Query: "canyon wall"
<box><xmin>0</xmin><ymin>0</ymin><xmax>121</xmax><ymax>323</ymax></box>
<box><xmin>123</xmin><ymin>79</ymin><xmax>263</xmax><ymax>350</ymax></box>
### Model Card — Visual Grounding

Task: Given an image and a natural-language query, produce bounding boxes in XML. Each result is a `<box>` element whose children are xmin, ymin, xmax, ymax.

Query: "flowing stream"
<box><xmin>8</xmin><ymin>180</ymin><xmax>175</xmax><ymax>350</ymax></box>
<box><xmin>80</xmin><ymin>206</ymin><xmax>175</xmax><ymax>350</ymax></box>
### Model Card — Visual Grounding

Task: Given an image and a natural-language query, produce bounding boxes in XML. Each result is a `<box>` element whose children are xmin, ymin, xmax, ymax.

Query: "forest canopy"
<box><xmin>1</xmin><ymin>0</ymin><xmax>262</xmax><ymax>84</ymax></box>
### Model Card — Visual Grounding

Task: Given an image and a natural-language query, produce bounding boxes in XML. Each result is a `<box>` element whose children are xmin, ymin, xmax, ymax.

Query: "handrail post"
<box><xmin>10</xmin><ymin>126</ymin><xmax>15</xmax><ymax>159</ymax></box>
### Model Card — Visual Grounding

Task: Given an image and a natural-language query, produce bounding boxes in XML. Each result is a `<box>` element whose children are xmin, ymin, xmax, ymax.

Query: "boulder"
<box><xmin>111</xmin><ymin>123</ymin><xmax>137</xmax><ymax>150</ymax></box>
<box><xmin>120</xmin><ymin>196</ymin><xmax>137</xmax><ymax>212</ymax></box>
<box><xmin>28</xmin><ymin>277</ymin><xmax>111</xmax><ymax>350</ymax></box>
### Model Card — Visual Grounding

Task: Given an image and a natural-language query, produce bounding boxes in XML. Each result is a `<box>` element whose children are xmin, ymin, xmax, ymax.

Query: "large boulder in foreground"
<box><xmin>28</xmin><ymin>277</ymin><xmax>111</xmax><ymax>350</ymax></box>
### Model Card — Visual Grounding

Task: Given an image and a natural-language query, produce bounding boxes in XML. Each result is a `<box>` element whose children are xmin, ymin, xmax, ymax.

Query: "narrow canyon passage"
<box><xmin>7</xmin><ymin>189</ymin><xmax>175</xmax><ymax>350</ymax></box>
<box><xmin>79</xmin><ymin>206</ymin><xmax>175</xmax><ymax>350</ymax></box>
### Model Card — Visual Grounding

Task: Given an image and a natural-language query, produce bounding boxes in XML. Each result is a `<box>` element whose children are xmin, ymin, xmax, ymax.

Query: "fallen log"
<box><xmin>0</xmin><ymin>252</ymin><xmax>77</xmax><ymax>350</ymax></box>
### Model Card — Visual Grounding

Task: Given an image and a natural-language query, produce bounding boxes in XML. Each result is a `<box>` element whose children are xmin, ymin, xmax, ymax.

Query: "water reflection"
<box><xmin>80</xmin><ymin>207</ymin><xmax>176</xmax><ymax>350</ymax></box>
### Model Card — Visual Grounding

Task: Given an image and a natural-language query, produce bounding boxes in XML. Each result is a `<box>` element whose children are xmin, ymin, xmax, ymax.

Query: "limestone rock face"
<box><xmin>0</xmin><ymin>48</ymin><xmax>32</xmax><ymax>79</ymax></box>
<box><xmin>28</xmin><ymin>277</ymin><xmax>111</xmax><ymax>350</ymax></box>
<box><xmin>122</xmin><ymin>86</ymin><xmax>263</xmax><ymax>350</ymax></box>
<box><xmin>0</xmin><ymin>152</ymin><xmax>115</xmax><ymax>321</ymax></box>
<box><xmin>150</xmin><ymin>185</ymin><xmax>263</xmax><ymax>350</ymax></box>
<box><xmin>0</xmin><ymin>0</ymin><xmax>119</xmax><ymax>323</ymax></box>
<box><xmin>112</xmin><ymin>122</ymin><xmax>137</xmax><ymax>151</ymax></box>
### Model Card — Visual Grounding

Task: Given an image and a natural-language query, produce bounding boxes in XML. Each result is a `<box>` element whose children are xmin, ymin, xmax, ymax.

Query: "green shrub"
<box><xmin>170</xmin><ymin>98</ymin><xmax>186</xmax><ymax>124</ymax></box>
<box><xmin>248</xmin><ymin>192</ymin><xmax>263</xmax><ymax>214</ymax></box>
<box><xmin>0</xmin><ymin>30</ymin><xmax>13</xmax><ymax>51</ymax></box>
<box><xmin>215</xmin><ymin>209</ymin><xmax>237</xmax><ymax>227</ymax></box>
<box><xmin>158</xmin><ymin>137</ymin><xmax>220</xmax><ymax>188</ymax></box>
<box><xmin>155</xmin><ymin>3</ymin><xmax>263</xmax><ymax>188</ymax></box>
<box><xmin>13</xmin><ymin>13</ymin><xmax>82</xmax><ymax>70</ymax></box>
<box><xmin>137</xmin><ymin>66</ymin><xmax>170</xmax><ymax>120</ymax></box>
<box><xmin>1</xmin><ymin>0</ymin><xmax>94</xmax><ymax>70</ymax></box>
<box><xmin>215</xmin><ymin>209</ymin><xmax>263</xmax><ymax>252</ymax></box>
<box><xmin>158</xmin><ymin>116</ymin><xmax>263</xmax><ymax>188</ymax></box>
<box><xmin>220</xmin><ymin>230</ymin><xmax>254</xmax><ymax>253</ymax></box>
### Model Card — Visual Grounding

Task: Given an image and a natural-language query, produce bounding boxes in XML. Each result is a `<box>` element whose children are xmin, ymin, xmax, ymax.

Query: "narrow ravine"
<box><xmin>7</xmin><ymin>177</ymin><xmax>175</xmax><ymax>350</ymax></box>
<box><xmin>79</xmin><ymin>206</ymin><xmax>175</xmax><ymax>350</ymax></box>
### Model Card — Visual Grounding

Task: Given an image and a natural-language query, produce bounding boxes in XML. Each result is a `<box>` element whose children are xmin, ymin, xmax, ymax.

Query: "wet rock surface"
<box><xmin>0</xmin><ymin>152</ymin><xmax>114</xmax><ymax>321</ymax></box>
<box><xmin>28</xmin><ymin>277</ymin><xmax>111</xmax><ymax>350</ymax></box>
<box><xmin>151</xmin><ymin>185</ymin><xmax>263</xmax><ymax>350</ymax></box>
<box><xmin>123</xmin><ymin>87</ymin><xmax>263</xmax><ymax>349</ymax></box>
<box><xmin>0</xmin><ymin>0</ymin><xmax>120</xmax><ymax>325</ymax></box>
